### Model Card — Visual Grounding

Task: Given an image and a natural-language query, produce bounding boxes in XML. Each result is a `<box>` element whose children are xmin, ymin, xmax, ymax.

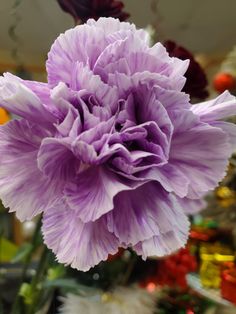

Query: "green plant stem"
<box><xmin>26</xmin><ymin>246</ymin><xmax>50</xmax><ymax>314</ymax></box>
<box><xmin>120</xmin><ymin>254</ymin><xmax>137</xmax><ymax>286</ymax></box>
<box><xmin>22</xmin><ymin>218</ymin><xmax>42</xmax><ymax>281</ymax></box>
<box><xmin>10</xmin><ymin>218</ymin><xmax>42</xmax><ymax>314</ymax></box>
<box><xmin>9</xmin><ymin>295</ymin><xmax>25</xmax><ymax>314</ymax></box>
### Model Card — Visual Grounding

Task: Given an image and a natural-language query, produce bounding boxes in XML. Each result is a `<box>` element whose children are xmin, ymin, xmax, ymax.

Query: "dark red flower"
<box><xmin>164</xmin><ymin>40</ymin><xmax>209</xmax><ymax>100</ymax></box>
<box><xmin>57</xmin><ymin>0</ymin><xmax>130</xmax><ymax>24</ymax></box>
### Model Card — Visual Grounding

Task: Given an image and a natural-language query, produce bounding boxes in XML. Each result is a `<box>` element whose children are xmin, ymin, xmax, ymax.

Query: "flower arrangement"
<box><xmin>0</xmin><ymin>18</ymin><xmax>236</xmax><ymax>273</ymax></box>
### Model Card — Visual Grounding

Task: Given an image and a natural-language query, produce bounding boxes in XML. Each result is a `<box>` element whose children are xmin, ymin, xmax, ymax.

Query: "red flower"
<box><xmin>57</xmin><ymin>0</ymin><xmax>130</xmax><ymax>24</ymax></box>
<box><xmin>164</xmin><ymin>40</ymin><xmax>209</xmax><ymax>100</ymax></box>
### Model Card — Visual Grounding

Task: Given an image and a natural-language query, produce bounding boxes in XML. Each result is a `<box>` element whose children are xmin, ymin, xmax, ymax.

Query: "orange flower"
<box><xmin>0</xmin><ymin>108</ymin><xmax>10</xmax><ymax>125</ymax></box>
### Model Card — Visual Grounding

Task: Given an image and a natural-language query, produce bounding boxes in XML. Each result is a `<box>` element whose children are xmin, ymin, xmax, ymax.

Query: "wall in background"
<box><xmin>0</xmin><ymin>0</ymin><xmax>235</xmax><ymax>73</ymax></box>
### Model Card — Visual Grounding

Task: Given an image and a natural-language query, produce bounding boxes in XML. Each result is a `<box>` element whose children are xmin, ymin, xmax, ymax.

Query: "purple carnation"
<box><xmin>0</xmin><ymin>18</ymin><xmax>236</xmax><ymax>271</ymax></box>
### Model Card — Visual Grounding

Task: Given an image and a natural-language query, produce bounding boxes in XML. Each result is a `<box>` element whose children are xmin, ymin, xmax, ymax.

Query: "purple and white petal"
<box><xmin>38</xmin><ymin>137</ymin><xmax>78</xmax><ymax>181</ymax></box>
<box><xmin>2</xmin><ymin>72</ymin><xmax>51</xmax><ymax>105</ymax></box>
<box><xmin>0</xmin><ymin>119</ymin><xmax>62</xmax><ymax>221</ymax></box>
<box><xmin>143</xmin><ymin>164</ymin><xmax>189</xmax><ymax>197</ymax></box>
<box><xmin>107</xmin><ymin>182</ymin><xmax>190</xmax><ymax>246</ymax></box>
<box><xmin>170</xmin><ymin>119</ymin><xmax>231</xmax><ymax>198</ymax></box>
<box><xmin>42</xmin><ymin>201</ymin><xmax>119</xmax><ymax>271</ymax></box>
<box><xmin>0</xmin><ymin>77</ymin><xmax>56</xmax><ymax>129</ymax></box>
<box><xmin>87</xmin><ymin>17</ymin><xmax>150</xmax><ymax>44</ymax></box>
<box><xmin>108</xmin><ymin>71</ymin><xmax>190</xmax><ymax>110</ymax></box>
<box><xmin>133</xmin><ymin>228</ymin><xmax>189</xmax><ymax>259</ymax></box>
<box><xmin>65</xmin><ymin>166</ymin><xmax>141</xmax><ymax>223</ymax></box>
<box><xmin>71</xmin><ymin>62</ymin><xmax>119</xmax><ymax>112</ymax></box>
<box><xmin>94</xmin><ymin>34</ymin><xmax>145</xmax><ymax>79</ymax></box>
<box><xmin>191</xmin><ymin>91</ymin><xmax>236</xmax><ymax>122</ymax></box>
<box><xmin>176</xmin><ymin>196</ymin><xmax>207</xmax><ymax>215</ymax></box>
<box><xmin>47</xmin><ymin>24</ymin><xmax>107</xmax><ymax>87</ymax></box>
<box><xmin>149</xmin><ymin>42</ymin><xmax>189</xmax><ymax>90</ymax></box>
<box><xmin>211</xmin><ymin>121</ymin><xmax>236</xmax><ymax>152</ymax></box>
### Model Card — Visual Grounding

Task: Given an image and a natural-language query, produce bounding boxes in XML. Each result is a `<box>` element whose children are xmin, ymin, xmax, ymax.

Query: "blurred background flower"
<box><xmin>164</xmin><ymin>40</ymin><xmax>209</xmax><ymax>100</ymax></box>
<box><xmin>56</xmin><ymin>0</ymin><xmax>130</xmax><ymax>24</ymax></box>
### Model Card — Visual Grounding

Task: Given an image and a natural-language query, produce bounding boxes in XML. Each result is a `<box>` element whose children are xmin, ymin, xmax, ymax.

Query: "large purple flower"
<box><xmin>0</xmin><ymin>18</ymin><xmax>236</xmax><ymax>271</ymax></box>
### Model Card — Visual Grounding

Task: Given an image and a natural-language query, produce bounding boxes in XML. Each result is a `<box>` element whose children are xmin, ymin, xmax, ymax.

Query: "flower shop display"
<box><xmin>1</xmin><ymin>1</ymin><xmax>236</xmax><ymax>311</ymax></box>
<box><xmin>221</xmin><ymin>267</ymin><xmax>236</xmax><ymax>305</ymax></box>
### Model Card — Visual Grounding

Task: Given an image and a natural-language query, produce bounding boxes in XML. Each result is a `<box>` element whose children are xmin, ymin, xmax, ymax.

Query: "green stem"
<box><xmin>9</xmin><ymin>295</ymin><xmax>25</xmax><ymax>314</ymax></box>
<box><xmin>10</xmin><ymin>218</ymin><xmax>42</xmax><ymax>314</ymax></box>
<box><xmin>120</xmin><ymin>253</ymin><xmax>137</xmax><ymax>286</ymax></box>
<box><xmin>26</xmin><ymin>246</ymin><xmax>50</xmax><ymax>314</ymax></box>
<box><xmin>22</xmin><ymin>218</ymin><xmax>42</xmax><ymax>281</ymax></box>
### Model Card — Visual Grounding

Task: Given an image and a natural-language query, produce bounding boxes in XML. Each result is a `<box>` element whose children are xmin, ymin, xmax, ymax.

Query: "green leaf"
<box><xmin>47</xmin><ymin>265</ymin><xmax>66</xmax><ymax>281</ymax></box>
<box><xmin>19</xmin><ymin>283</ymin><xmax>35</xmax><ymax>305</ymax></box>
<box><xmin>42</xmin><ymin>279</ymin><xmax>94</xmax><ymax>295</ymax></box>
<box><xmin>11</xmin><ymin>243</ymin><xmax>33</xmax><ymax>263</ymax></box>
<box><xmin>0</xmin><ymin>237</ymin><xmax>18</xmax><ymax>262</ymax></box>
<box><xmin>42</xmin><ymin>279</ymin><xmax>79</xmax><ymax>290</ymax></box>
<box><xmin>0</xmin><ymin>200</ymin><xmax>6</xmax><ymax>213</ymax></box>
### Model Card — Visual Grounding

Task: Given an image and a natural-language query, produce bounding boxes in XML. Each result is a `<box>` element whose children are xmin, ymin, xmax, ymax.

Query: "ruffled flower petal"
<box><xmin>38</xmin><ymin>137</ymin><xmax>78</xmax><ymax>181</ymax></box>
<box><xmin>149</xmin><ymin>43</ymin><xmax>189</xmax><ymax>90</ymax></box>
<box><xmin>164</xmin><ymin>40</ymin><xmax>209</xmax><ymax>99</ymax></box>
<box><xmin>176</xmin><ymin>196</ymin><xmax>207</xmax><ymax>215</ymax></box>
<box><xmin>71</xmin><ymin>62</ymin><xmax>119</xmax><ymax>113</ymax></box>
<box><xmin>107</xmin><ymin>182</ymin><xmax>190</xmax><ymax>246</ymax></box>
<box><xmin>93</xmin><ymin>34</ymin><xmax>145</xmax><ymax>79</ymax></box>
<box><xmin>211</xmin><ymin>121</ymin><xmax>236</xmax><ymax>152</ymax></box>
<box><xmin>2</xmin><ymin>72</ymin><xmax>51</xmax><ymax>105</ymax></box>
<box><xmin>0</xmin><ymin>76</ymin><xmax>56</xmax><ymax>129</ymax></box>
<box><xmin>42</xmin><ymin>201</ymin><xmax>119</xmax><ymax>271</ymax></box>
<box><xmin>65</xmin><ymin>166</ymin><xmax>141</xmax><ymax>223</ymax></box>
<box><xmin>87</xmin><ymin>18</ymin><xmax>149</xmax><ymax>43</ymax></box>
<box><xmin>191</xmin><ymin>91</ymin><xmax>236</xmax><ymax>122</ymax></box>
<box><xmin>0</xmin><ymin>119</ymin><xmax>62</xmax><ymax>221</ymax></box>
<box><xmin>133</xmin><ymin>228</ymin><xmax>189</xmax><ymax>259</ymax></box>
<box><xmin>143</xmin><ymin>164</ymin><xmax>189</xmax><ymax>197</ymax></box>
<box><xmin>108</xmin><ymin>71</ymin><xmax>190</xmax><ymax>110</ymax></box>
<box><xmin>47</xmin><ymin>24</ymin><xmax>107</xmax><ymax>87</ymax></box>
<box><xmin>191</xmin><ymin>91</ymin><xmax>236</xmax><ymax>152</ymax></box>
<box><xmin>170</xmin><ymin>112</ymin><xmax>231</xmax><ymax>198</ymax></box>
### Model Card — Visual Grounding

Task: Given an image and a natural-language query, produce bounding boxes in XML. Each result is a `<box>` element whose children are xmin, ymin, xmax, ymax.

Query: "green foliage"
<box><xmin>47</xmin><ymin>265</ymin><xmax>66</xmax><ymax>281</ymax></box>
<box><xmin>0</xmin><ymin>237</ymin><xmax>18</xmax><ymax>262</ymax></box>
<box><xmin>19</xmin><ymin>283</ymin><xmax>34</xmax><ymax>305</ymax></box>
<box><xmin>157</xmin><ymin>288</ymin><xmax>214</xmax><ymax>314</ymax></box>
<box><xmin>11</xmin><ymin>243</ymin><xmax>33</xmax><ymax>263</ymax></box>
<box><xmin>43</xmin><ymin>279</ymin><xmax>85</xmax><ymax>294</ymax></box>
<box><xmin>0</xmin><ymin>200</ymin><xmax>6</xmax><ymax>213</ymax></box>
